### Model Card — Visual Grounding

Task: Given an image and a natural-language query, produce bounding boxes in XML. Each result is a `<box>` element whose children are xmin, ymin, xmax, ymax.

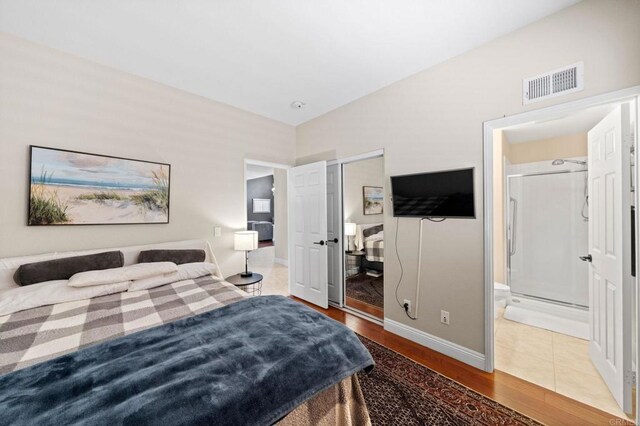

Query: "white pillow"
<box><xmin>128</xmin><ymin>262</ymin><xmax>220</xmax><ymax>292</ymax></box>
<box><xmin>69</xmin><ymin>262</ymin><xmax>178</xmax><ymax>288</ymax></box>
<box><xmin>0</xmin><ymin>280</ymin><xmax>130</xmax><ymax>316</ymax></box>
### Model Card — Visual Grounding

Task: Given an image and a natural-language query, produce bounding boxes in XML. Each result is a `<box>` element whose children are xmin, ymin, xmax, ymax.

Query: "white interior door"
<box><xmin>587</xmin><ymin>103</ymin><xmax>633</xmax><ymax>413</ymax></box>
<box><xmin>288</xmin><ymin>161</ymin><xmax>329</xmax><ymax>308</ymax></box>
<box><xmin>326</xmin><ymin>164</ymin><xmax>343</xmax><ymax>305</ymax></box>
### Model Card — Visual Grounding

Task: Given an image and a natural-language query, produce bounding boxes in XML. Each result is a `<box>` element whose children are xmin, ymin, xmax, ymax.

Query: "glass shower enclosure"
<box><xmin>507</xmin><ymin>170</ymin><xmax>589</xmax><ymax>307</ymax></box>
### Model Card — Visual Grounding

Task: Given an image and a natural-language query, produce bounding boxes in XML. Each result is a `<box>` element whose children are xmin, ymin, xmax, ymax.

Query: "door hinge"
<box><xmin>624</xmin><ymin>369</ymin><xmax>636</xmax><ymax>385</ymax></box>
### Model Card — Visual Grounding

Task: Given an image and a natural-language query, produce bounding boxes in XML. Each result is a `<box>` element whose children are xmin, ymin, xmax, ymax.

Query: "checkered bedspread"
<box><xmin>0</xmin><ymin>276</ymin><xmax>247</xmax><ymax>375</ymax></box>
<box><xmin>364</xmin><ymin>240</ymin><xmax>384</xmax><ymax>262</ymax></box>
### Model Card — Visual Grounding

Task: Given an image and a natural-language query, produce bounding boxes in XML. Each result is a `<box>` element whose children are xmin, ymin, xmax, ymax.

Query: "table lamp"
<box><xmin>344</xmin><ymin>222</ymin><xmax>356</xmax><ymax>253</ymax></box>
<box><xmin>234</xmin><ymin>230</ymin><xmax>259</xmax><ymax>277</ymax></box>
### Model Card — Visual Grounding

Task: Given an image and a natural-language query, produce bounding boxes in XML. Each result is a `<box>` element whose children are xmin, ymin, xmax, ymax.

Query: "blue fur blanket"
<box><xmin>0</xmin><ymin>296</ymin><xmax>373</xmax><ymax>426</ymax></box>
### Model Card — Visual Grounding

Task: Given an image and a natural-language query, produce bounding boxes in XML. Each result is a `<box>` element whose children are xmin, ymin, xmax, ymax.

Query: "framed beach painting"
<box><xmin>28</xmin><ymin>146</ymin><xmax>170</xmax><ymax>226</ymax></box>
<box><xmin>363</xmin><ymin>186</ymin><xmax>383</xmax><ymax>215</ymax></box>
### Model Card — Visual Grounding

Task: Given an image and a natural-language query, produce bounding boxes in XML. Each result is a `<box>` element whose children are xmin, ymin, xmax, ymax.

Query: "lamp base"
<box><xmin>240</xmin><ymin>271</ymin><xmax>253</xmax><ymax>278</ymax></box>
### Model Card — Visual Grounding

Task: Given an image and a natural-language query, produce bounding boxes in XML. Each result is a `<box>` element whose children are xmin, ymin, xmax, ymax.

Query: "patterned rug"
<box><xmin>357</xmin><ymin>336</ymin><xmax>541</xmax><ymax>426</ymax></box>
<box><xmin>346</xmin><ymin>274</ymin><xmax>384</xmax><ymax>308</ymax></box>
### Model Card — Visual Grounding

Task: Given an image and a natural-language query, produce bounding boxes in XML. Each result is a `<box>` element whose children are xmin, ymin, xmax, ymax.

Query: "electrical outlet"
<box><xmin>214</xmin><ymin>227</ymin><xmax>222</xmax><ymax>237</ymax></box>
<box><xmin>441</xmin><ymin>310</ymin><xmax>450</xmax><ymax>325</ymax></box>
<box><xmin>403</xmin><ymin>299</ymin><xmax>412</xmax><ymax>314</ymax></box>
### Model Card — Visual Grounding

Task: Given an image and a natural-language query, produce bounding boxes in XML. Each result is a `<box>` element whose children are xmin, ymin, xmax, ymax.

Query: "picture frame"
<box><xmin>28</xmin><ymin>145</ymin><xmax>171</xmax><ymax>226</ymax></box>
<box><xmin>363</xmin><ymin>186</ymin><xmax>383</xmax><ymax>215</ymax></box>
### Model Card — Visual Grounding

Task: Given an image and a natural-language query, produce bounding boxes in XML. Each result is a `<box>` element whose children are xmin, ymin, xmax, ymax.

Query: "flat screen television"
<box><xmin>391</xmin><ymin>167</ymin><xmax>475</xmax><ymax>218</ymax></box>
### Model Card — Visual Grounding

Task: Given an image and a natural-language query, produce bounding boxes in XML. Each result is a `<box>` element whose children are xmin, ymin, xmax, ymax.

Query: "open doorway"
<box><xmin>490</xmin><ymin>100</ymin><xmax>637</xmax><ymax>420</ymax></box>
<box><xmin>244</xmin><ymin>160</ymin><xmax>289</xmax><ymax>296</ymax></box>
<box><xmin>342</xmin><ymin>156</ymin><xmax>385</xmax><ymax>320</ymax></box>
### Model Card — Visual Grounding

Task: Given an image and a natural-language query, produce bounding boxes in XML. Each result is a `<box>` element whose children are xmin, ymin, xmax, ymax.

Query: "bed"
<box><xmin>0</xmin><ymin>240</ymin><xmax>373</xmax><ymax>425</ymax></box>
<box><xmin>354</xmin><ymin>224</ymin><xmax>384</xmax><ymax>272</ymax></box>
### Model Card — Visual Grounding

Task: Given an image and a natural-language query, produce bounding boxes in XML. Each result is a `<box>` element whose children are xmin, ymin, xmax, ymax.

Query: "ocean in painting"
<box><xmin>37</xmin><ymin>177</ymin><xmax>159</xmax><ymax>191</ymax></box>
<box><xmin>29</xmin><ymin>147</ymin><xmax>170</xmax><ymax>225</ymax></box>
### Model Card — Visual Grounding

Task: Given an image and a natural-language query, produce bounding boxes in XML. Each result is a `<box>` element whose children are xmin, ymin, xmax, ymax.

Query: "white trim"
<box><xmin>339</xmin><ymin>305</ymin><xmax>384</xmax><ymax>325</ymax></box>
<box><xmin>635</xmin><ymin>95</ymin><xmax>640</xmax><ymax>425</ymax></box>
<box><xmin>327</xmin><ymin>149</ymin><xmax>384</xmax><ymax>166</ymax></box>
<box><xmin>486</xmin><ymin>85</ymin><xmax>640</xmax><ymax>130</ymax></box>
<box><xmin>483</xmin><ymin>121</ymin><xmax>495</xmax><ymax>373</ymax></box>
<box><xmin>244</xmin><ymin>158</ymin><xmax>292</xmax><ymax>169</ymax></box>
<box><xmin>413</xmin><ymin>219</ymin><xmax>425</xmax><ymax>319</ymax></box>
<box><xmin>333</xmin><ymin>163</ymin><xmax>345</xmax><ymax>306</ymax></box>
<box><xmin>384</xmin><ymin>318</ymin><xmax>485</xmax><ymax>370</ymax></box>
<box><xmin>274</xmin><ymin>258</ymin><xmax>288</xmax><ymax>267</ymax></box>
<box><xmin>483</xmin><ymin>85</ymin><xmax>640</xmax><ymax>378</ymax></box>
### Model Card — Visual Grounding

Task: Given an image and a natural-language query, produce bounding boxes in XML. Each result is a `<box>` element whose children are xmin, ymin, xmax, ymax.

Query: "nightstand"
<box><xmin>345</xmin><ymin>251</ymin><xmax>365</xmax><ymax>278</ymax></box>
<box><xmin>225</xmin><ymin>273</ymin><xmax>264</xmax><ymax>296</ymax></box>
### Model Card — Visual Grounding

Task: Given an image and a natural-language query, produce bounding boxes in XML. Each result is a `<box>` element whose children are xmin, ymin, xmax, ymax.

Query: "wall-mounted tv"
<box><xmin>391</xmin><ymin>167</ymin><xmax>475</xmax><ymax>218</ymax></box>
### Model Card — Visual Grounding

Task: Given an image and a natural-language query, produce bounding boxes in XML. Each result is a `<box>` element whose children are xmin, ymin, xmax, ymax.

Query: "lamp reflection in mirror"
<box><xmin>234</xmin><ymin>231</ymin><xmax>259</xmax><ymax>277</ymax></box>
<box><xmin>344</xmin><ymin>222</ymin><xmax>356</xmax><ymax>253</ymax></box>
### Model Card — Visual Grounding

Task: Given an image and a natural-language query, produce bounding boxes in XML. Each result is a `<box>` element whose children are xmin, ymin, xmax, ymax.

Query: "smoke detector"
<box><xmin>290</xmin><ymin>101</ymin><xmax>306</xmax><ymax>109</ymax></box>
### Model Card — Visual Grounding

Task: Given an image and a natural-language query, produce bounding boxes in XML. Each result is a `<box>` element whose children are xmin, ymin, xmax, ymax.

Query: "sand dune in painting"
<box><xmin>34</xmin><ymin>185</ymin><xmax>167</xmax><ymax>224</ymax></box>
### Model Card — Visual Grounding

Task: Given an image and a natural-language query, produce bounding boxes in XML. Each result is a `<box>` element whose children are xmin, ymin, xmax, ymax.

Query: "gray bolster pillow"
<box><xmin>14</xmin><ymin>251</ymin><xmax>125</xmax><ymax>286</ymax></box>
<box><xmin>138</xmin><ymin>249</ymin><xmax>205</xmax><ymax>265</ymax></box>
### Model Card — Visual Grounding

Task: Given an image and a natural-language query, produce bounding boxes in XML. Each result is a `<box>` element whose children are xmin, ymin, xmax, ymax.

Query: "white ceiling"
<box><xmin>503</xmin><ymin>103</ymin><xmax>619</xmax><ymax>144</ymax></box>
<box><xmin>0</xmin><ymin>0</ymin><xmax>579</xmax><ymax>125</ymax></box>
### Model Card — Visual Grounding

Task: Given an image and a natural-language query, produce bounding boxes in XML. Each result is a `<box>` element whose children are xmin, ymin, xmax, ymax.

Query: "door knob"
<box><xmin>328</xmin><ymin>238</ymin><xmax>339</xmax><ymax>243</ymax></box>
<box><xmin>579</xmin><ymin>254</ymin><xmax>592</xmax><ymax>262</ymax></box>
<box><xmin>313</xmin><ymin>241</ymin><xmax>325</xmax><ymax>246</ymax></box>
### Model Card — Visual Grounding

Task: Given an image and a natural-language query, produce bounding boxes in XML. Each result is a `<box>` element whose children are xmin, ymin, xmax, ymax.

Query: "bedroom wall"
<box><xmin>343</xmin><ymin>157</ymin><xmax>384</xmax><ymax>226</ymax></box>
<box><xmin>296</xmin><ymin>0</ymin><xmax>640</xmax><ymax>354</ymax></box>
<box><xmin>0</xmin><ymin>32</ymin><xmax>296</xmax><ymax>275</ymax></box>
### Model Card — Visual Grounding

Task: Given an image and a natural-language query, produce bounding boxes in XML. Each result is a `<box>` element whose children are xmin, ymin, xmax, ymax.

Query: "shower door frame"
<box><xmin>482</xmin><ymin>83</ymin><xmax>640</xmax><ymax>420</ymax></box>
<box><xmin>505</xmin><ymin>168</ymin><xmax>590</xmax><ymax>309</ymax></box>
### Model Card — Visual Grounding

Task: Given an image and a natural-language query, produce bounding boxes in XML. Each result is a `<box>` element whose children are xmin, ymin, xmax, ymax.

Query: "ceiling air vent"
<box><xmin>523</xmin><ymin>62</ymin><xmax>584</xmax><ymax>105</ymax></box>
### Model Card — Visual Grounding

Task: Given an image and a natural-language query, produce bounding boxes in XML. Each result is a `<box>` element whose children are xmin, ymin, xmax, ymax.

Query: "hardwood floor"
<box><xmin>293</xmin><ymin>297</ymin><xmax>633</xmax><ymax>426</ymax></box>
<box><xmin>345</xmin><ymin>296</ymin><xmax>384</xmax><ymax>319</ymax></box>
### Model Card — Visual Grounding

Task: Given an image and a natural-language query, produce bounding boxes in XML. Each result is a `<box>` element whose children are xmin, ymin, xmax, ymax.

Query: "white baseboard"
<box><xmin>384</xmin><ymin>318</ymin><xmax>486</xmax><ymax>371</ymax></box>
<box><xmin>274</xmin><ymin>258</ymin><xmax>288</xmax><ymax>267</ymax></box>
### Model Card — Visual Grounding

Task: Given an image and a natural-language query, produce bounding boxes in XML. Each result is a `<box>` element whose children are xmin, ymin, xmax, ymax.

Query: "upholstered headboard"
<box><xmin>0</xmin><ymin>240</ymin><xmax>222</xmax><ymax>293</ymax></box>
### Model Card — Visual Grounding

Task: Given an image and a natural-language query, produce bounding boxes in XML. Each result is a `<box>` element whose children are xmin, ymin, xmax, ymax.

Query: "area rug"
<box><xmin>346</xmin><ymin>274</ymin><xmax>384</xmax><ymax>308</ymax></box>
<box><xmin>356</xmin><ymin>336</ymin><xmax>542</xmax><ymax>426</ymax></box>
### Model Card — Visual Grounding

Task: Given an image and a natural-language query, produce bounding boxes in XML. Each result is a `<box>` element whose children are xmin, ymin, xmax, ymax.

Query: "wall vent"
<box><xmin>523</xmin><ymin>62</ymin><xmax>584</xmax><ymax>105</ymax></box>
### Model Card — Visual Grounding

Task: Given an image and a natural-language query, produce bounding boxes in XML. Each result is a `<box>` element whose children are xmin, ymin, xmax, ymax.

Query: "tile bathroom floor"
<box><xmin>247</xmin><ymin>246</ymin><xmax>289</xmax><ymax>296</ymax></box>
<box><xmin>494</xmin><ymin>308</ymin><xmax>632</xmax><ymax>420</ymax></box>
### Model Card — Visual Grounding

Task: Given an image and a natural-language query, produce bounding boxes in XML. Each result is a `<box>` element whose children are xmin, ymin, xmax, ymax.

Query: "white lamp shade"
<box><xmin>234</xmin><ymin>231</ymin><xmax>259</xmax><ymax>251</ymax></box>
<box><xmin>344</xmin><ymin>223</ymin><xmax>357</xmax><ymax>237</ymax></box>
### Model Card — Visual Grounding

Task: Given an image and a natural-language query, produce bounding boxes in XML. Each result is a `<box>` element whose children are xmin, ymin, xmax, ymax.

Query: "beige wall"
<box><xmin>296</xmin><ymin>0</ymin><xmax>640</xmax><ymax>354</ymax></box>
<box><xmin>0</xmin><ymin>33</ymin><xmax>296</xmax><ymax>276</ymax></box>
<box><xmin>507</xmin><ymin>133</ymin><xmax>587</xmax><ymax>164</ymax></box>
<box><xmin>273</xmin><ymin>168</ymin><xmax>288</xmax><ymax>261</ymax></box>
<box><xmin>343</xmin><ymin>157</ymin><xmax>384</xmax><ymax>226</ymax></box>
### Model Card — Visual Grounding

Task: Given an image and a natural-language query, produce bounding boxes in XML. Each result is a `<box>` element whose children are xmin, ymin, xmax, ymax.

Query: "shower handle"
<box><xmin>579</xmin><ymin>254</ymin><xmax>592</xmax><ymax>262</ymax></box>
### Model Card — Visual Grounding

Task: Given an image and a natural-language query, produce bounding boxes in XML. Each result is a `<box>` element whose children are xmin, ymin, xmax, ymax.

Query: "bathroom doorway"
<box><xmin>488</xmin><ymin>97</ymin><xmax>638</xmax><ymax>420</ymax></box>
<box><xmin>244</xmin><ymin>159</ymin><xmax>290</xmax><ymax>296</ymax></box>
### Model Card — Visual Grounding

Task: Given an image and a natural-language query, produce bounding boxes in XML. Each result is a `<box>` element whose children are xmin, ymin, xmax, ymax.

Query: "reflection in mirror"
<box><xmin>342</xmin><ymin>156</ymin><xmax>385</xmax><ymax>320</ymax></box>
